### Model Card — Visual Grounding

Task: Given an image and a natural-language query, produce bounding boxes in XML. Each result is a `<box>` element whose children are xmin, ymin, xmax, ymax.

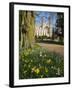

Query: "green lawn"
<box><xmin>19</xmin><ymin>44</ymin><xmax>64</xmax><ymax>79</ymax></box>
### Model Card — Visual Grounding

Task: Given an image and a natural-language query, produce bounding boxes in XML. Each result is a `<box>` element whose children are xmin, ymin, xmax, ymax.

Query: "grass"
<box><xmin>35</xmin><ymin>36</ymin><xmax>64</xmax><ymax>45</ymax></box>
<box><xmin>19</xmin><ymin>44</ymin><xmax>64</xmax><ymax>79</ymax></box>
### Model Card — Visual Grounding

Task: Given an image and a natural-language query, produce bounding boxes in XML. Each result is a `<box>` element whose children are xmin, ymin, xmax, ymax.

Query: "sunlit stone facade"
<box><xmin>35</xmin><ymin>23</ymin><xmax>52</xmax><ymax>38</ymax></box>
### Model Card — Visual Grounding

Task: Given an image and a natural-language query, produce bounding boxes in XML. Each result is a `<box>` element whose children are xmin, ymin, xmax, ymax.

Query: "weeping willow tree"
<box><xmin>19</xmin><ymin>11</ymin><xmax>35</xmax><ymax>49</ymax></box>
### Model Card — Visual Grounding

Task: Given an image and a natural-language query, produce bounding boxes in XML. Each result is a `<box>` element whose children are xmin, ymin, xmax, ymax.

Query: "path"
<box><xmin>37</xmin><ymin>43</ymin><xmax>64</xmax><ymax>56</ymax></box>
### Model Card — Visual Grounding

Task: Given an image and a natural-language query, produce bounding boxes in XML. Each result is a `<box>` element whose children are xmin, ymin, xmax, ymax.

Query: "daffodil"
<box><xmin>46</xmin><ymin>59</ymin><xmax>52</xmax><ymax>64</ymax></box>
<box><xmin>23</xmin><ymin>71</ymin><xmax>27</xmax><ymax>74</ymax></box>
<box><xmin>45</xmin><ymin>67</ymin><xmax>48</xmax><ymax>73</ymax></box>
<box><xmin>44</xmin><ymin>54</ymin><xmax>46</xmax><ymax>57</ymax></box>
<box><xmin>41</xmin><ymin>75</ymin><xmax>43</xmax><ymax>78</ymax></box>
<box><xmin>35</xmin><ymin>68</ymin><xmax>40</xmax><ymax>74</ymax></box>
<box><xmin>28</xmin><ymin>64</ymin><xmax>31</xmax><ymax>68</ymax></box>
<box><xmin>40</xmin><ymin>51</ymin><xmax>42</xmax><ymax>57</ymax></box>
<box><xmin>32</xmin><ymin>66</ymin><xmax>36</xmax><ymax>72</ymax></box>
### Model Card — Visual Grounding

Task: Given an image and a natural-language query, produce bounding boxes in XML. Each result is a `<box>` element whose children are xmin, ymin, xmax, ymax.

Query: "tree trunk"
<box><xmin>19</xmin><ymin>11</ymin><xmax>35</xmax><ymax>49</ymax></box>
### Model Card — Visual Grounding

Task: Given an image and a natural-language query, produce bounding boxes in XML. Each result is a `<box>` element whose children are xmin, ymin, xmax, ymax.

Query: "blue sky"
<box><xmin>35</xmin><ymin>11</ymin><xmax>57</xmax><ymax>28</ymax></box>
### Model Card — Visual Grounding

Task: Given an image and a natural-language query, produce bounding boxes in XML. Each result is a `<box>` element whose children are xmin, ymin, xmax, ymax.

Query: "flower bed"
<box><xmin>19</xmin><ymin>45</ymin><xmax>64</xmax><ymax>79</ymax></box>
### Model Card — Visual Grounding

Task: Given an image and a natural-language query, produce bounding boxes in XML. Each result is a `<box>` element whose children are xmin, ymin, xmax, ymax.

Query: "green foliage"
<box><xmin>19</xmin><ymin>45</ymin><xmax>64</xmax><ymax>79</ymax></box>
<box><xmin>55</xmin><ymin>13</ymin><xmax>64</xmax><ymax>37</ymax></box>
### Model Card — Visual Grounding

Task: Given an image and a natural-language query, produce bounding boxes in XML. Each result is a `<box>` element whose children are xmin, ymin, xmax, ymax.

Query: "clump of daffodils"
<box><xmin>35</xmin><ymin>68</ymin><xmax>40</xmax><ymax>74</ymax></box>
<box><xmin>32</xmin><ymin>66</ymin><xmax>36</xmax><ymax>72</ymax></box>
<box><xmin>44</xmin><ymin>54</ymin><xmax>46</xmax><ymax>57</ymax></box>
<box><xmin>46</xmin><ymin>59</ymin><xmax>52</xmax><ymax>64</ymax></box>
<box><xmin>32</xmin><ymin>67</ymin><xmax>40</xmax><ymax>74</ymax></box>
<box><xmin>40</xmin><ymin>51</ymin><xmax>42</xmax><ymax>57</ymax></box>
<box><xmin>45</xmin><ymin>67</ymin><xmax>48</xmax><ymax>73</ymax></box>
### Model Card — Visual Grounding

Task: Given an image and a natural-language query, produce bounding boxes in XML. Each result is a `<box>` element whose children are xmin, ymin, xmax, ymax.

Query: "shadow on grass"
<box><xmin>36</xmin><ymin>39</ymin><xmax>64</xmax><ymax>45</ymax></box>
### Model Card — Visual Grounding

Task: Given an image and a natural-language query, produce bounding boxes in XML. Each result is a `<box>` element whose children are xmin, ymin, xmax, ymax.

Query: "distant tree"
<box><xmin>55</xmin><ymin>13</ymin><xmax>64</xmax><ymax>38</ymax></box>
<box><xmin>52</xmin><ymin>27</ymin><xmax>55</xmax><ymax>40</ymax></box>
